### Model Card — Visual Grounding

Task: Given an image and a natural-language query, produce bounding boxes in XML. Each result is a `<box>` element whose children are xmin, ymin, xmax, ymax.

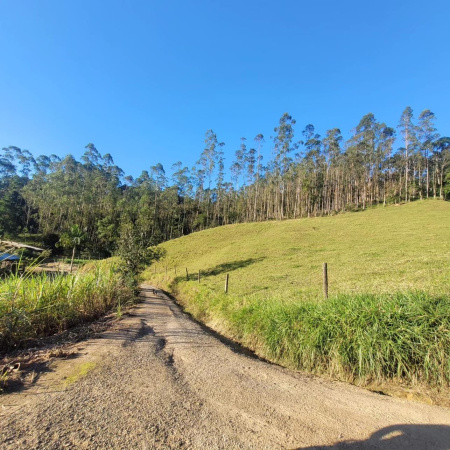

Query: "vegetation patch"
<box><xmin>0</xmin><ymin>258</ymin><xmax>135</xmax><ymax>351</ymax></box>
<box><xmin>227</xmin><ymin>292</ymin><xmax>449</xmax><ymax>386</ymax></box>
<box><xmin>62</xmin><ymin>362</ymin><xmax>96</xmax><ymax>387</ymax></box>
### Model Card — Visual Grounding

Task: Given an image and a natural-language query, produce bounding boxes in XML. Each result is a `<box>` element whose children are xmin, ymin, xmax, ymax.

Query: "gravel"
<box><xmin>1</xmin><ymin>285</ymin><xmax>449</xmax><ymax>449</ymax></box>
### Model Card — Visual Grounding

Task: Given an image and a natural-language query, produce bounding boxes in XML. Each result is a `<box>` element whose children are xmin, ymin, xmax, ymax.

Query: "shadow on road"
<box><xmin>298</xmin><ymin>424</ymin><xmax>450</xmax><ymax>450</ymax></box>
<box><xmin>158</xmin><ymin>288</ymin><xmax>275</xmax><ymax>364</ymax></box>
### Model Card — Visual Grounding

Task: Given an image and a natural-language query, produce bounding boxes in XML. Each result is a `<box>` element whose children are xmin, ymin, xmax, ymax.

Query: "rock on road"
<box><xmin>1</xmin><ymin>285</ymin><xmax>449</xmax><ymax>449</ymax></box>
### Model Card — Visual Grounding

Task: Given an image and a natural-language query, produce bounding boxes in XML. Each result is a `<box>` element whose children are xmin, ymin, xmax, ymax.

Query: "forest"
<box><xmin>1</xmin><ymin>106</ymin><xmax>449</xmax><ymax>258</ymax></box>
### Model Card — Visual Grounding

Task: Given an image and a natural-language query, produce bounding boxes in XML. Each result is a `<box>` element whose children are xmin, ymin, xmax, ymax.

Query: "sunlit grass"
<box><xmin>143</xmin><ymin>200</ymin><xmax>450</xmax><ymax>387</ymax></box>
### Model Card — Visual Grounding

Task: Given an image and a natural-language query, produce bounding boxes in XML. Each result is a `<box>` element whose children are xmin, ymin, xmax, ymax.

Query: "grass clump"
<box><xmin>0</xmin><ymin>258</ymin><xmax>134</xmax><ymax>350</ymax></box>
<box><xmin>227</xmin><ymin>292</ymin><xmax>449</xmax><ymax>387</ymax></box>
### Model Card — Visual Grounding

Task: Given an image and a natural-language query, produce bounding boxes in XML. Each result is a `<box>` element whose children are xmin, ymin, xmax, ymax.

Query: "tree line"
<box><xmin>1</xmin><ymin>106</ymin><xmax>449</xmax><ymax>257</ymax></box>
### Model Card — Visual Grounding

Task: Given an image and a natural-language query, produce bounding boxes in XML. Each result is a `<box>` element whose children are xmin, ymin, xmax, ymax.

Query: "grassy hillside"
<box><xmin>146</xmin><ymin>201</ymin><xmax>449</xmax><ymax>299</ymax></box>
<box><xmin>143</xmin><ymin>201</ymin><xmax>450</xmax><ymax>391</ymax></box>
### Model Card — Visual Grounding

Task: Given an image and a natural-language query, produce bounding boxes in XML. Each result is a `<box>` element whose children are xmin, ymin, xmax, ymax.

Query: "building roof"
<box><xmin>0</xmin><ymin>253</ymin><xmax>20</xmax><ymax>262</ymax></box>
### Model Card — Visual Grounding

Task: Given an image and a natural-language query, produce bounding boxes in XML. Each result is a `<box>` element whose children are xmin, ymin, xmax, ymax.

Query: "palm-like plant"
<box><xmin>58</xmin><ymin>225</ymin><xmax>86</xmax><ymax>273</ymax></box>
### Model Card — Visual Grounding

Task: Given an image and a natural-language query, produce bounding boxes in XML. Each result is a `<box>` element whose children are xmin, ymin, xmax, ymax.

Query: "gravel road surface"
<box><xmin>1</xmin><ymin>285</ymin><xmax>449</xmax><ymax>449</ymax></box>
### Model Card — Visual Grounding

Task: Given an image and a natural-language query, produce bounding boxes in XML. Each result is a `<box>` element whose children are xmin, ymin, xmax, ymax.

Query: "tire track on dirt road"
<box><xmin>1</xmin><ymin>284</ymin><xmax>449</xmax><ymax>449</ymax></box>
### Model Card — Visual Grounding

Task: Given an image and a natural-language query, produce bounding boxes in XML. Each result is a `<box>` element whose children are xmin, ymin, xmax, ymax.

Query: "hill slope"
<box><xmin>146</xmin><ymin>201</ymin><xmax>449</xmax><ymax>299</ymax></box>
<box><xmin>143</xmin><ymin>201</ymin><xmax>450</xmax><ymax>394</ymax></box>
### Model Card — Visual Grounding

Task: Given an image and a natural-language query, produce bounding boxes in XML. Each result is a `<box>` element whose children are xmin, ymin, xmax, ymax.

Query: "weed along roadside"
<box><xmin>143</xmin><ymin>202</ymin><xmax>450</xmax><ymax>403</ymax></box>
<box><xmin>0</xmin><ymin>258</ymin><xmax>135</xmax><ymax>353</ymax></box>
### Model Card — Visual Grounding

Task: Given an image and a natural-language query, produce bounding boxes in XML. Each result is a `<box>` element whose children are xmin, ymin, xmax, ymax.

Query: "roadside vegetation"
<box><xmin>0</xmin><ymin>258</ymin><xmax>135</xmax><ymax>351</ymax></box>
<box><xmin>143</xmin><ymin>201</ymin><xmax>450</xmax><ymax>389</ymax></box>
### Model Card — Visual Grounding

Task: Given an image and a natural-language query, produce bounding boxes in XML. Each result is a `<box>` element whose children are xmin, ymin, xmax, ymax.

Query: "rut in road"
<box><xmin>1</xmin><ymin>285</ymin><xmax>449</xmax><ymax>449</ymax></box>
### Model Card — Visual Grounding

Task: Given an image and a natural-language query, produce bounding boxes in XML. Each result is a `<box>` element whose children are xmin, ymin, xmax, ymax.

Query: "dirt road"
<box><xmin>1</xmin><ymin>285</ymin><xmax>449</xmax><ymax>449</ymax></box>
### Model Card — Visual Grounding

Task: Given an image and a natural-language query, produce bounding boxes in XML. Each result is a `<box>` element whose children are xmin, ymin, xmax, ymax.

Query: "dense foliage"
<box><xmin>1</xmin><ymin>107</ymin><xmax>448</xmax><ymax>255</ymax></box>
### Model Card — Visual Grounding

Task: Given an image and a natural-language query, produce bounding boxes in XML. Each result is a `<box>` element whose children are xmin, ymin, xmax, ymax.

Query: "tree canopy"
<box><xmin>1</xmin><ymin>107</ymin><xmax>448</xmax><ymax>257</ymax></box>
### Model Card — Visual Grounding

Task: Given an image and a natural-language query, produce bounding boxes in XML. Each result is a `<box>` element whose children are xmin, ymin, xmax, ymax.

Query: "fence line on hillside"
<box><xmin>151</xmin><ymin>262</ymin><xmax>330</xmax><ymax>298</ymax></box>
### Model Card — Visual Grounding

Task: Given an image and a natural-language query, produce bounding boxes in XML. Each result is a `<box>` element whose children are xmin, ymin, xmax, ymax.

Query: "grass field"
<box><xmin>143</xmin><ymin>200</ymin><xmax>450</xmax><ymax>390</ymax></box>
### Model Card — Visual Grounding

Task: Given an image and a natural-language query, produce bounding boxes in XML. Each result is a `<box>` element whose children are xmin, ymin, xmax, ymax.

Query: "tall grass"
<box><xmin>0</xmin><ymin>258</ymin><xmax>134</xmax><ymax>350</ymax></box>
<box><xmin>227</xmin><ymin>292</ymin><xmax>450</xmax><ymax>387</ymax></box>
<box><xmin>160</xmin><ymin>282</ymin><xmax>450</xmax><ymax>387</ymax></box>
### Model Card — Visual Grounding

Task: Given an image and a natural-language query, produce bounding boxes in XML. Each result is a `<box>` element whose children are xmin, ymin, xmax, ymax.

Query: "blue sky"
<box><xmin>1</xmin><ymin>0</ymin><xmax>449</xmax><ymax>179</ymax></box>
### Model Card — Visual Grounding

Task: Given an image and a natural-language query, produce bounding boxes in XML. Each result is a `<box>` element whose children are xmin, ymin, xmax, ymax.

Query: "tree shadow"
<box><xmin>200</xmin><ymin>257</ymin><xmax>265</xmax><ymax>277</ymax></box>
<box><xmin>167</xmin><ymin>257</ymin><xmax>265</xmax><ymax>285</ymax></box>
<box><xmin>298</xmin><ymin>424</ymin><xmax>450</xmax><ymax>450</ymax></box>
<box><xmin>160</xmin><ymin>288</ymin><xmax>276</xmax><ymax>364</ymax></box>
<box><xmin>177</xmin><ymin>257</ymin><xmax>265</xmax><ymax>281</ymax></box>
<box><xmin>1</xmin><ymin>351</ymin><xmax>84</xmax><ymax>395</ymax></box>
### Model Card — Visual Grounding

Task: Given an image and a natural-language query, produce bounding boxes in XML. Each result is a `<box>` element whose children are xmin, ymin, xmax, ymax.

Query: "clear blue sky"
<box><xmin>1</xmin><ymin>0</ymin><xmax>449</xmax><ymax>179</ymax></box>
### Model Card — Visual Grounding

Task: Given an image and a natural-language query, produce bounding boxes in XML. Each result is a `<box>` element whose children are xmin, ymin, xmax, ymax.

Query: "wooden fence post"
<box><xmin>174</xmin><ymin>266</ymin><xmax>177</xmax><ymax>276</ymax></box>
<box><xmin>225</xmin><ymin>273</ymin><xmax>229</xmax><ymax>293</ymax></box>
<box><xmin>323</xmin><ymin>263</ymin><xmax>328</xmax><ymax>299</ymax></box>
<box><xmin>186</xmin><ymin>267</ymin><xmax>189</xmax><ymax>281</ymax></box>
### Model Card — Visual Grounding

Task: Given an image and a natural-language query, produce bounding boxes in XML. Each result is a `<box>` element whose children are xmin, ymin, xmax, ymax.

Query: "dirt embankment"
<box><xmin>1</xmin><ymin>285</ymin><xmax>449</xmax><ymax>449</ymax></box>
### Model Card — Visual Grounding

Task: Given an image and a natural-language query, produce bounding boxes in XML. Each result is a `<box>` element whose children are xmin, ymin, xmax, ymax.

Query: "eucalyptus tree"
<box><xmin>171</xmin><ymin>162</ymin><xmax>190</xmax><ymax>196</ymax></box>
<box><xmin>273</xmin><ymin>113</ymin><xmax>298</xmax><ymax>219</ymax></box>
<box><xmin>398</xmin><ymin>107</ymin><xmax>418</xmax><ymax>202</ymax></box>
<box><xmin>244</xmin><ymin>147</ymin><xmax>257</xmax><ymax>221</ymax></box>
<box><xmin>432</xmin><ymin>137</ymin><xmax>450</xmax><ymax>199</ymax></box>
<box><xmin>230</xmin><ymin>138</ymin><xmax>246</xmax><ymax>212</ymax></box>
<box><xmin>214</xmin><ymin>152</ymin><xmax>226</xmax><ymax>224</ymax></box>
<box><xmin>0</xmin><ymin>158</ymin><xmax>16</xmax><ymax>178</ymax></box>
<box><xmin>250</xmin><ymin>134</ymin><xmax>265</xmax><ymax>221</ymax></box>
<box><xmin>350</xmin><ymin>114</ymin><xmax>378</xmax><ymax>208</ymax></box>
<box><xmin>301</xmin><ymin>124</ymin><xmax>322</xmax><ymax>215</ymax></box>
<box><xmin>377</xmin><ymin>126</ymin><xmax>396</xmax><ymax>204</ymax></box>
<box><xmin>197</xmin><ymin>130</ymin><xmax>224</xmax><ymax>225</ymax></box>
<box><xmin>198</xmin><ymin>130</ymin><xmax>224</xmax><ymax>190</ymax></box>
<box><xmin>418</xmin><ymin>110</ymin><xmax>440</xmax><ymax>198</ymax></box>
<box><xmin>322</xmin><ymin>128</ymin><xmax>343</xmax><ymax>213</ymax></box>
<box><xmin>82</xmin><ymin>143</ymin><xmax>102</xmax><ymax>168</ymax></box>
<box><xmin>170</xmin><ymin>162</ymin><xmax>197</xmax><ymax>234</ymax></box>
<box><xmin>191</xmin><ymin>165</ymin><xmax>206</xmax><ymax>226</ymax></box>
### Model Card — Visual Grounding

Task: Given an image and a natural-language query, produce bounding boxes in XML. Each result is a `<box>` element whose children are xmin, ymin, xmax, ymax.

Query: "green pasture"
<box><xmin>143</xmin><ymin>201</ymin><xmax>450</xmax><ymax>388</ymax></box>
<box><xmin>146</xmin><ymin>200</ymin><xmax>449</xmax><ymax>300</ymax></box>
